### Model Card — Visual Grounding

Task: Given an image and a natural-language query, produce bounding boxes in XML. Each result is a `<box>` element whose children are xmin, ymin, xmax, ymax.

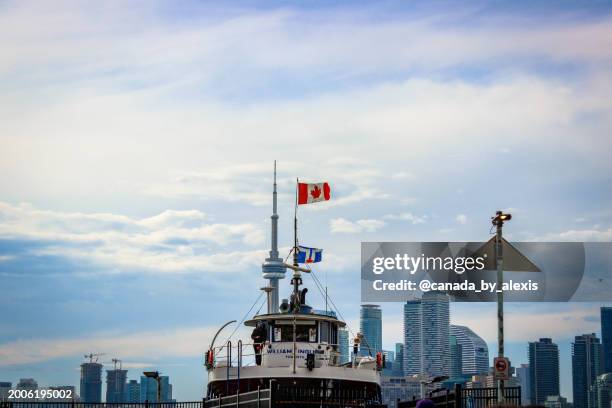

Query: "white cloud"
<box><xmin>456</xmin><ymin>214</ymin><xmax>467</xmax><ymax>225</ymax></box>
<box><xmin>535</xmin><ymin>227</ymin><xmax>612</xmax><ymax>242</ymax></box>
<box><xmin>143</xmin><ymin>162</ymin><xmax>391</xmax><ymax>208</ymax></box>
<box><xmin>384</xmin><ymin>212</ymin><xmax>427</xmax><ymax>224</ymax></box>
<box><xmin>329</xmin><ymin>218</ymin><xmax>385</xmax><ymax>234</ymax></box>
<box><xmin>391</xmin><ymin>172</ymin><xmax>413</xmax><ymax>180</ymax></box>
<box><xmin>0</xmin><ymin>325</ymin><xmax>228</xmax><ymax>366</ymax></box>
<box><xmin>0</xmin><ymin>201</ymin><xmax>266</xmax><ymax>274</ymax></box>
<box><xmin>451</xmin><ymin>305</ymin><xmax>601</xmax><ymax>343</ymax></box>
<box><xmin>0</xmin><ymin>4</ymin><xmax>611</xmax><ymax>208</ymax></box>
<box><xmin>1</xmin><ymin>3</ymin><xmax>612</xmax><ymax>84</ymax></box>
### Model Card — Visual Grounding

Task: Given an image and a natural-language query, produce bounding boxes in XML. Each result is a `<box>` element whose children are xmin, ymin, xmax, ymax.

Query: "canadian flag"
<box><xmin>298</xmin><ymin>182</ymin><xmax>331</xmax><ymax>205</ymax></box>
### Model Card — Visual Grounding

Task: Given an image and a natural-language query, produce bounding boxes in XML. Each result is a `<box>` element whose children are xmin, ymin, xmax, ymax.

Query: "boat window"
<box><xmin>273</xmin><ymin>326</ymin><xmax>282</xmax><ymax>342</ymax></box>
<box><xmin>320</xmin><ymin>321</ymin><xmax>330</xmax><ymax>343</ymax></box>
<box><xmin>275</xmin><ymin>324</ymin><xmax>318</xmax><ymax>342</ymax></box>
<box><xmin>331</xmin><ymin>325</ymin><xmax>338</xmax><ymax>345</ymax></box>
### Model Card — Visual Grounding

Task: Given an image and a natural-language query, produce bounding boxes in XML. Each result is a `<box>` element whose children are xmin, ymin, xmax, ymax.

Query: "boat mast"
<box><xmin>291</xmin><ymin>178</ymin><xmax>301</xmax><ymax>374</ymax></box>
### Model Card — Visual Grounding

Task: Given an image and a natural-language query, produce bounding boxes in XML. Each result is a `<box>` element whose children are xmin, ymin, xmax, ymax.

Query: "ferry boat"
<box><xmin>204</xmin><ymin>164</ymin><xmax>383</xmax><ymax>408</ymax></box>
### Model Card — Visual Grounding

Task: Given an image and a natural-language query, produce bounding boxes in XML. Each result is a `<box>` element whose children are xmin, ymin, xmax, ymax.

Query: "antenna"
<box><xmin>272</xmin><ymin>160</ymin><xmax>278</xmax><ymax>258</ymax></box>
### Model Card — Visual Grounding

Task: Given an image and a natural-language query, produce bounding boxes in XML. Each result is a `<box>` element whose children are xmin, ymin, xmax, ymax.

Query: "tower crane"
<box><xmin>83</xmin><ymin>353</ymin><xmax>106</xmax><ymax>363</ymax></box>
<box><xmin>111</xmin><ymin>358</ymin><xmax>122</xmax><ymax>370</ymax></box>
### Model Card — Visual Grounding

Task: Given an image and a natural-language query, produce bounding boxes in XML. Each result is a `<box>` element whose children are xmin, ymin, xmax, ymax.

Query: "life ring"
<box><xmin>206</xmin><ymin>350</ymin><xmax>214</xmax><ymax>368</ymax></box>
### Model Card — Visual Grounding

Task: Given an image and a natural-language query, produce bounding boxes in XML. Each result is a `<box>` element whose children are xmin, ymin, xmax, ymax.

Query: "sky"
<box><xmin>1</xmin><ymin>0</ymin><xmax>612</xmax><ymax>402</ymax></box>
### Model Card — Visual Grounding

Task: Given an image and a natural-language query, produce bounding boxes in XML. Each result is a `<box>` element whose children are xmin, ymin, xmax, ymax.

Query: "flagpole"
<box><xmin>294</xmin><ymin>178</ymin><xmax>298</xmax><ymax>267</ymax></box>
<box><xmin>292</xmin><ymin>177</ymin><xmax>299</xmax><ymax>374</ymax></box>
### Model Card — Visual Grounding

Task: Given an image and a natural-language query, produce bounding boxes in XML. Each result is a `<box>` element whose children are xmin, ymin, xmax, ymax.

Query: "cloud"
<box><xmin>534</xmin><ymin>227</ymin><xmax>612</xmax><ymax>242</ymax></box>
<box><xmin>451</xmin><ymin>305</ymin><xmax>601</xmax><ymax>343</ymax></box>
<box><xmin>1</xmin><ymin>3</ymin><xmax>612</xmax><ymax>209</ymax></box>
<box><xmin>0</xmin><ymin>325</ymin><xmax>227</xmax><ymax>366</ymax></box>
<box><xmin>329</xmin><ymin>218</ymin><xmax>385</xmax><ymax>234</ymax></box>
<box><xmin>2</xmin><ymin>71</ymin><xmax>609</xmax><ymax>218</ymax></box>
<box><xmin>384</xmin><ymin>212</ymin><xmax>427</xmax><ymax>224</ymax></box>
<box><xmin>0</xmin><ymin>201</ymin><xmax>266</xmax><ymax>274</ymax></box>
<box><xmin>391</xmin><ymin>172</ymin><xmax>413</xmax><ymax>180</ymax></box>
<box><xmin>456</xmin><ymin>214</ymin><xmax>467</xmax><ymax>225</ymax></box>
<box><xmin>142</xmin><ymin>164</ymin><xmax>293</xmax><ymax>206</ymax></box>
<box><xmin>2</xmin><ymin>3</ymin><xmax>612</xmax><ymax>87</ymax></box>
<box><xmin>143</xmin><ymin>161</ymin><xmax>391</xmax><ymax>208</ymax></box>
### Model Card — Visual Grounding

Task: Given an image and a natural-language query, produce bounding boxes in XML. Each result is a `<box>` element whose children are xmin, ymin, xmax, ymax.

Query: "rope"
<box><xmin>228</xmin><ymin>295</ymin><xmax>268</xmax><ymax>366</ymax></box>
<box><xmin>309</xmin><ymin>268</ymin><xmax>357</xmax><ymax>340</ymax></box>
<box><xmin>218</xmin><ymin>291</ymin><xmax>264</xmax><ymax>352</ymax></box>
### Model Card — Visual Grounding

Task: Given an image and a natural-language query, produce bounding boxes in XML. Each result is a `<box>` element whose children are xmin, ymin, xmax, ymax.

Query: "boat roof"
<box><xmin>244</xmin><ymin>312</ymin><xmax>346</xmax><ymax>327</ymax></box>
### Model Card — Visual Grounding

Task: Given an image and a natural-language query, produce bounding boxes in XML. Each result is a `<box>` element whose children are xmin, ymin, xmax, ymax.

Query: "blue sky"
<box><xmin>1</xmin><ymin>0</ymin><xmax>612</xmax><ymax>402</ymax></box>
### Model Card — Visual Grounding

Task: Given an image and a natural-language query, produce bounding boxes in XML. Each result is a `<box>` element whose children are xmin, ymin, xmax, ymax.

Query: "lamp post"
<box><xmin>143</xmin><ymin>371</ymin><xmax>162</xmax><ymax>403</ymax></box>
<box><xmin>492</xmin><ymin>210</ymin><xmax>511</xmax><ymax>404</ymax></box>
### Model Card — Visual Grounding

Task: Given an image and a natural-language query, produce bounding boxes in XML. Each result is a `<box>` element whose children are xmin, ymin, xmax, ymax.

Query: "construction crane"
<box><xmin>111</xmin><ymin>358</ymin><xmax>122</xmax><ymax>370</ymax></box>
<box><xmin>84</xmin><ymin>353</ymin><xmax>106</xmax><ymax>363</ymax></box>
<box><xmin>102</xmin><ymin>358</ymin><xmax>125</xmax><ymax>370</ymax></box>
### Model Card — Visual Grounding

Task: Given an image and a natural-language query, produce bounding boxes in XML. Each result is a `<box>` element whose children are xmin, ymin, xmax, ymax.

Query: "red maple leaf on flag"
<box><xmin>310</xmin><ymin>185</ymin><xmax>321</xmax><ymax>198</ymax></box>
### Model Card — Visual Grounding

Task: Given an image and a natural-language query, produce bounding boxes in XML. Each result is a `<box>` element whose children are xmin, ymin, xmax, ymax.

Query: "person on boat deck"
<box><xmin>251</xmin><ymin>322</ymin><xmax>266</xmax><ymax>366</ymax></box>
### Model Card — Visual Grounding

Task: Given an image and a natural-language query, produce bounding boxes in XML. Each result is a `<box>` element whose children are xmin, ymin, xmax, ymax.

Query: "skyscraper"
<box><xmin>544</xmin><ymin>395</ymin><xmax>570</xmax><ymax>408</ymax></box>
<box><xmin>16</xmin><ymin>378</ymin><xmax>37</xmax><ymax>390</ymax></box>
<box><xmin>450</xmin><ymin>325</ymin><xmax>489</xmax><ymax>376</ymax></box>
<box><xmin>403</xmin><ymin>292</ymin><xmax>450</xmax><ymax>377</ymax></box>
<box><xmin>516</xmin><ymin>363</ymin><xmax>532</xmax><ymax>406</ymax></box>
<box><xmin>528</xmin><ymin>338</ymin><xmax>560</xmax><ymax>405</ymax></box>
<box><xmin>382</xmin><ymin>350</ymin><xmax>395</xmax><ymax>375</ymax></box>
<box><xmin>450</xmin><ymin>335</ymin><xmax>463</xmax><ymax>378</ymax></box>
<box><xmin>572</xmin><ymin>333</ymin><xmax>603</xmax><ymax>408</ymax></box>
<box><xmin>338</xmin><ymin>328</ymin><xmax>350</xmax><ymax>364</ymax></box>
<box><xmin>593</xmin><ymin>373</ymin><xmax>612</xmax><ymax>408</ymax></box>
<box><xmin>0</xmin><ymin>382</ymin><xmax>11</xmax><ymax>402</ymax></box>
<box><xmin>126</xmin><ymin>380</ymin><xmax>140</xmax><ymax>403</ymax></box>
<box><xmin>16</xmin><ymin>378</ymin><xmax>38</xmax><ymax>402</ymax></box>
<box><xmin>80</xmin><ymin>362</ymin><xmax>103</xmax><ymax>403</ymax></box>
<box><xmin>394</xmin><ymin>343</ymin><xmax>404</xmax><ymax>376</ymax></box>
<box><xmin>601</xmin><ymin>307</ymin><xmax>612</xmax><ymax>373</ymax></box>
<box><xmin>403</xmin><ymin>299</ymin><xmax>422</xmax><ymax>376</ymax></box>
<box><xmin>106</xmin><ymin>368</ymin><xmax>128</xmax><ymax>402</ymax></box>
<box><xmin>360</xmin><ymin>304</ymin><xmax>382</xmax><ymax>356</ymax></box>
<box><xmin>421</xmin><ymin>292</ymin><xmax>450</xmax><ymax>377</ymax></box>
<box><xmin>140</xmin><ymin>375</ymin><xmax>172</xmax><ymax>402</ymax></box>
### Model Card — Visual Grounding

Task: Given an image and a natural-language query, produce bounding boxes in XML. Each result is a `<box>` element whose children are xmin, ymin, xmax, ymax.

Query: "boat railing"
<box><xmin>210</xmin><ymin>340</ymin><xmax>344</xmax><ymax>369</ymax></box>
<box><xmin>211</xmin><ymin>340</ymin><xmax>260</xmax><ymax>368</ymax></box>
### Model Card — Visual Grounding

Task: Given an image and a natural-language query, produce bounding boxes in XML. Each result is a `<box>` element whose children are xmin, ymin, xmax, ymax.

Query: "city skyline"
<box><xmin>2</xmin><ymin>302</ymin><xmax>611</xmax><ymax>403</ymax></box>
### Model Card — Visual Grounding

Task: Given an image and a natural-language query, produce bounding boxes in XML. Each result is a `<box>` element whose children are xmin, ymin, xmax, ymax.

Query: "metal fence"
<box><xmin>2</xmin><ymin>388</ymin><xmax>382</xmax><ymax>408</ymax></box>
<box><xmin>461</xmin><ymin>386</ymin><xmax>521</xmax><ymax>407</ymax></box>
<box><xmin>273</xmin><ymin>386</ymin><xmax>383</xmax><ymax>408</ymax></box>
<box><xmin>1</xmin><ymin>403</ymin><xmax>203</xmax><ymax>408</ymax></box>
<box><xmin>398</xmin><ymin>385</ymin><xmax>522</xmax><ymax>408</ymax></box>
<box><xmin>205</xmin><ymin>388</ymin><xmax>270</xmax><ymax>408</ymax></box>
<box><xmin>206</xmin><ymin>386</ymin><xmax>384</xmax><ymax>408</ymax></box>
